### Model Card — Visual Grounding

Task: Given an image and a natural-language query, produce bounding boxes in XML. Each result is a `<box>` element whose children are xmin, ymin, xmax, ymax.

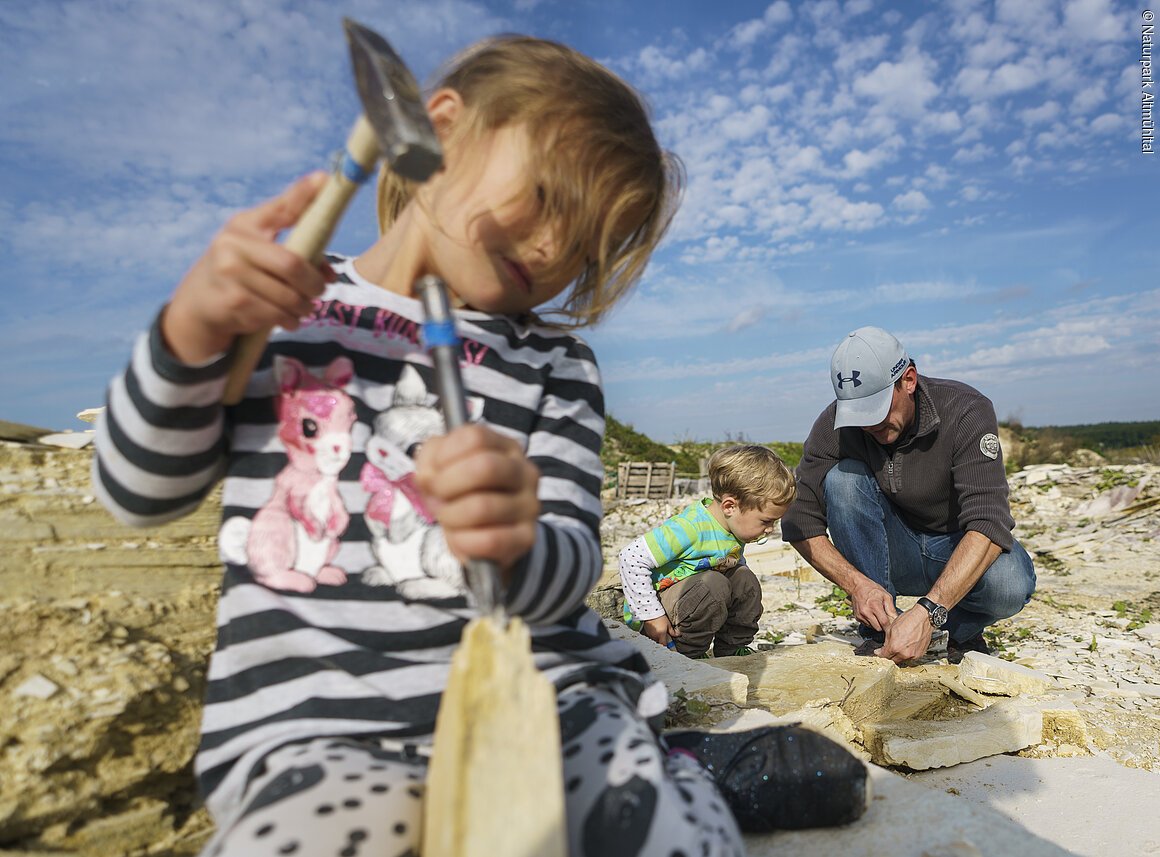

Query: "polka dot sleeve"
<box><xmin>618</xmin><ymin>536</ymin><xmax>666</xmax><ymax>621</ymax></box>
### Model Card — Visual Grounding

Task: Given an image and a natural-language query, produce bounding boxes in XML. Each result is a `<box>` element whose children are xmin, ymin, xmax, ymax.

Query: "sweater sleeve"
<box><xmin>92</xmin><ymin>312</ymin><xmax>230</xmax><ymax>527</ymax></box>
<box><xmin>780</xmin><ymin>405</ymin><xmax>841</xmax><ymax>543</ymax></box>
<box><xmin>618</xmin><ymin>536</ymin><xmax>665</xmax><ymax>621</ymax></box>
<box><xmin>503</xmin><ymin>336</ymin><xmax>607</xmax><ymax>625</ymax></box>
<box><xmin>950</xmin><ymin>394</ymin><xmax>1015</xmax><ymax>551</ymax></box>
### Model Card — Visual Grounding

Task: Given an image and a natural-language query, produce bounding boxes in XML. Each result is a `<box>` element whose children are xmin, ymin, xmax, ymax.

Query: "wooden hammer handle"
<box><xmin>222</xmin><ymin>115</ymin><xmax>381</xmax><ymax>405</ymax></box>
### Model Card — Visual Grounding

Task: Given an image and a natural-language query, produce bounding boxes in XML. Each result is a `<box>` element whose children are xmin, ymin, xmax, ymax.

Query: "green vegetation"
<box><xmin>815</xmin><ymin>585</ymin><xmax>853</xmax><ymax>618</ymax></box>
<box><xmin>1001</xmin><ymin>419</ymin><xmax>1160</xmax><ymax>470</ymax></box>
<box><xmin>601</xmin><ymin>414</ymin><xmax>804</xmax><ymax>489</ymax></box>
<box><xmin>1112</xmin><ymin>600</ymin><xmax>1153</xmax><ymax>631</ymax></box>
<box><xmin>1095</xmin><ymin>469</ymin><xmax>1139</xmax><ymax>492</ymax></box>
<box><xmin>602</xmin><ymin>414</ymin><xmax>701</xmax><ymax>475</ymax></box>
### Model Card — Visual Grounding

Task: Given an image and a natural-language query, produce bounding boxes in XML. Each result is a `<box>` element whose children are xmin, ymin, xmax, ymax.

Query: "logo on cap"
<box><xmin>835</xmin><ymin>371</ymin><xmax>862</xmax><ymax>389</ymax></box>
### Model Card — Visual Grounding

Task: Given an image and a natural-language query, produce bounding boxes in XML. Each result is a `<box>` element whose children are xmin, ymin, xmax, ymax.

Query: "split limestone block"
<box><xmin>860</xmin><ymin>696</ymin><xmax>1045</xmax><ymax>770</ymax></box>
<box><xmin>713</xmin><ymin>641</ymin><xmax>899</xmax><ymax>724</ymax></box>
<box><xmin>958</xmin><ymin>651</ymin><xmax>1055</xmax><ymax>696</ymax></box>
<box><xmin>423</xmin><ymin>617</ymin><xmax>566</xmax><ymax>857</ymax></box>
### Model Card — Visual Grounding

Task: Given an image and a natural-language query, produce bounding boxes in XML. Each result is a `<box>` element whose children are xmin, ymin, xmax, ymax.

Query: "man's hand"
<box><xmin>847</xmin><ymin>576</ymin><xmax>900</xmax><ymax>633</ymax></box>
<box><xmin>876</xmin><ymin>607</ymin><xmax>933</xmax><ymax>663</ymax></box>
<box><xmin>414</xmin><ymin>424</ymin><xmax>540</xmax><ymax>580</ymax></box>
<box><xmin>641</xmin><ymin>615</ymin><xmax>679</xmax><ymax>648</ymax></box>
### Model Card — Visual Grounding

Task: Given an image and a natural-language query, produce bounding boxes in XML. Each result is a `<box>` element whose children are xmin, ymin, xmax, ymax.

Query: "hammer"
<box><xmin>222</xmin><ymin>18</ymin><xmax>442</xmax><ymax>404</ymax></box>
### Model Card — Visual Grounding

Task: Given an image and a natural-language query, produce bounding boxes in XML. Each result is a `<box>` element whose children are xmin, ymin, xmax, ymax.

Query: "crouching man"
<box><xmin>781</xmin><ymin>326</ymin><xmax>1036</xmax><ymax>664</ymax></box>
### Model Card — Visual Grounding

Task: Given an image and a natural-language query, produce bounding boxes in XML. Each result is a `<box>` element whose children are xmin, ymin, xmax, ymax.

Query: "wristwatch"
<box><xmin>916</xmin><ymin>597</ymin><xmax>949</xmax><ymax>629</ymax></box>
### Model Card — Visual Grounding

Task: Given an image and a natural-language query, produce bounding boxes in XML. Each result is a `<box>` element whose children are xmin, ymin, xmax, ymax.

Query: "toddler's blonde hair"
<box><xmin>708</xmin><ymin>445</ymin><xmax>796</xmax><ymax>510</ymax></box>
<box><xmin>377</xmin><ymin>35</ymin><xmax>683</xmax><ymax>328</ymax></box>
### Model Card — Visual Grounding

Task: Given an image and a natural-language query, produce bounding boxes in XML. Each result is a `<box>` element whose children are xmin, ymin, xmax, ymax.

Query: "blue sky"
<box><xmin>2</xmin><ymin>0</ymin><xmax>1157</xmax><ymax>442</ymax></box>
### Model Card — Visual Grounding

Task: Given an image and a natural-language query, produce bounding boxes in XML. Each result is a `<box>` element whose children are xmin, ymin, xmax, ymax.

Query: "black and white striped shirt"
<box><xmin>93</xmin><ymin>256</ymin><xmax>652</xmax><ymax>817</ymax></box>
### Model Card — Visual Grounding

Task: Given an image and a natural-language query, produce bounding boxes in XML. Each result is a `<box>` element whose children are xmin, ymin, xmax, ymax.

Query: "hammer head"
<box><xmin>344</xmin><ymin>18</ymin><xmax>443</xmax><ymax>182</ymax></box>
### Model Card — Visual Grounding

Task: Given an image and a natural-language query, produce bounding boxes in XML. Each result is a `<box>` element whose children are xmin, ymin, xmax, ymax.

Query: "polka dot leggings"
<box><xmin>202</xmin><ymin>685</ymin><xmax>744</xmax><ymax>857</ymax></box>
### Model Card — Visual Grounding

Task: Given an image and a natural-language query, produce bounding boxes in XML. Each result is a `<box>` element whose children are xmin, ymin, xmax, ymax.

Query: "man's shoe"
<box><xmin>714</xmin><ymin>644</ymin><xmax>756</xmax><ymax>657</ymax></box>
<box><xmin>663</xmin><ymin>725</ymin><xmax>869</xmax><ymax>832</ymax></box>
<box><xmin>947</xmin><ymin>632</ymin><xmax>991</xmax><ymax>665</ymax></box>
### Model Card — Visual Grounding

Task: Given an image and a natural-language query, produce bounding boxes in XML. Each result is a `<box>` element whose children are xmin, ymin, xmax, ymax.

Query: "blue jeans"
<box><xmin>823</xmin><ymin>459</ymin><xmax>1036</xmax><ymax>643</ymax></box>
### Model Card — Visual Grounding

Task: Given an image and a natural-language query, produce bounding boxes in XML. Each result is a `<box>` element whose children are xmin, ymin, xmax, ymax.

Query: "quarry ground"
<box><xmin>1</xmin><ymin>435</ymin><xmax>1157</xmax><ymax>855</ymax></box>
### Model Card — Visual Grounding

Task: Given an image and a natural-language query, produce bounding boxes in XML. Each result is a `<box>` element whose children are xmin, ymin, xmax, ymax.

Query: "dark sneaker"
<box><xmin>947</xmin><ymin>632</ymin><xmax>991</xmax><ymax>665</ymax></box>
<box><xmin>714</xmin><ymin>644</ymin><xmax>756</xmax><ymax>657</ymax></box>
<box><xmin>663</xmin><ymin>725</ymin><xmax>869</xmax><ymax>832</ymax></box>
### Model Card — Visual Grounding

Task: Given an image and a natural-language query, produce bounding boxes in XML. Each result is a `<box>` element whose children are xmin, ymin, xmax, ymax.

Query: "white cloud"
<box><xmin>892</xmin><ymin>190</ymin><xmax>931</xmax><ymax>212</ymax></box>
<box><xmin>726</xmin><ymin>1</ymin><xmax>793</xmax><ymax>50</ymax></box>
<box><xmin>922</xmin><ymin>110</ymin><xmax>964</xmax><ymax>135</ymax></box>
<box><xmin>1071</xmin><ymin>83</ymin><xmax>1108</xmax><ymax>115</ymax></box>
<box><xmin>1020</xmin><ymin>100</ymin><xmax>1061</xmax><ymax>124</ymax></box>
<box><xmin>967</xmin><ymin>328</ymin><xmax>1111</xmax><ymax>367</ymax></box>
<box><xmin>1088</xmin><ymin>112</ymin><xmax>1127</xmax><ymax>133</ymax></box>
<box><xmin>833</xmin><ymin>33</ymin><xmax>890</xmax><ymax>73</ymax></box>
<box><xmin>853</xmin><ymin>52</ymin><xmax>940</xmax><ymax>116</ymax></box>
<box><xmin>994</xmin><ymin>0</ymin><xmax>1056</xmax><ymax>29</ymax></box>
<box><xmin>965</xmin><ymin>34</ymin><xmax>1020</xmax><ymax>68</ymax></box>
<box><xmin>0</xmin><ymin>190</ymin><xmax>234</xmax><ymax>296</ymax></box>
<box><xmin>681</xmin><ymin>234</ymin><xmax>742</xmax><ymax>264</ymax></box>
<box><xmin>843</xmin><ymin>146</ymin><xmax>894</xmax><ymax>176</ymax></box>
<box><xmin>720</xmin><ymin>104</ymin><xmax>774</xmax><ymax>141</ymax></box>
<box><xmin>953</xmin><ymin>142</ymin><xmax>994</xmax><ymax>162</ymax></box>
<box><xmin>1062</xmin><ymin>0</ymin><xmax>1125</xmax><ymax>42</ymax></box>
<box><xmin>799</xmin><ymin>186</ymin><xmax>885</xmax><ymax>232</ymax></box>
<box><xmin>923</xmin><ymin>164</ymin><xmax>953</xmax><ymax>188</ymax></box>
<box><xmin>634</xmin><ymin>45</ymin><xmax>712</xmax><ymax>82</ymax></box>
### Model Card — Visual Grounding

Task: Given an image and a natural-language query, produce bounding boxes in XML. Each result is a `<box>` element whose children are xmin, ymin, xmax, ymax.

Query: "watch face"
<box><xmin>920</xmin><ymin>598</ymin><xmax>948</xmax><ymax>628</ymax></box>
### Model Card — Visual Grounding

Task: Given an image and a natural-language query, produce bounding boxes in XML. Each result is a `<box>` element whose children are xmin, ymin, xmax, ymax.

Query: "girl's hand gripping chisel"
<box><xmin>416</xmin><ymin>275</ymin><xmax>507</xmax><ymax>622</ymax></box>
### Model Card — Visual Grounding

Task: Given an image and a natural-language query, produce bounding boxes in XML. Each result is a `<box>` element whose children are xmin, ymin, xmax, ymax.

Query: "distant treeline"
<box><xmin>603</xmin><ymin>416</ymin><xmax>1160</xmax><ymax>485</ymax></box>
<box><xmin>1007</xmin><ymin>420</ymin><xmax>1160</xmax><ymax>450</ymax></box>
<box><xmin>1002</xmin><ymin>419</ymin><xmax>1160</xmax><ymax>468</ymax></box>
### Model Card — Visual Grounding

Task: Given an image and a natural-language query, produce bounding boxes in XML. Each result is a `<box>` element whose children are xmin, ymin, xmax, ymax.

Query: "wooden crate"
<box><xmin>616</xmin><ymin>461</ymin><xmax>675</xmax><ymax>500</ymax></box>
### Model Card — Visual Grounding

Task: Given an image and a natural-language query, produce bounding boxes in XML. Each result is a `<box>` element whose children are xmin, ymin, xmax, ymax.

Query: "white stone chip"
<box><xmin>14</xmin><ymin>673</ymin><xmax>61</xmax><ymax>699</ymax></box>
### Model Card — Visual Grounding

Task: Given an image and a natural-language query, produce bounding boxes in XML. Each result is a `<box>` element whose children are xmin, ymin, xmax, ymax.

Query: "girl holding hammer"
<box><xmin>94</xmin><ymin>34</ymin><xmax>864</xmax><ymax>857</ymax></box>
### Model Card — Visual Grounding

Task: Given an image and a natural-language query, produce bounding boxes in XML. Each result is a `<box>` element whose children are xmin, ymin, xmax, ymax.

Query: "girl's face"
<box><xmin>423</xmin><ymin>120</ymin><xmax>583</xmax><ymax>316</ymax></box>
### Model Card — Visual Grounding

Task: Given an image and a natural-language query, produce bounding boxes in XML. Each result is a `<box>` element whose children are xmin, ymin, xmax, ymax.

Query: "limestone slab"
<box><xmin>861</xmin><ymin>697</ymin><xmax>1045</xmax><ymax>770</ymax></box>
<box><xmin>603</xmin><ymin>619</ymin><xmax>749</xmax><ymax>705</ymax></box>
<box><xmin>713</xmin><ymin>641</ymin><xmax>899</xmax><ymax>722</ymax></box>
<box><xmin>958</xmin><ymin>651</ymin><xmax>1055</xmax><ymax>696</ymax></box>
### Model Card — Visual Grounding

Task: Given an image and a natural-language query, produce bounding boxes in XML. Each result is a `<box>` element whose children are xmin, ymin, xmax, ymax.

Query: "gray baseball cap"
<box><xmin>831</xmin><ymin>326</ymin><xmax>910</xmax><ymax>429</ymax></box>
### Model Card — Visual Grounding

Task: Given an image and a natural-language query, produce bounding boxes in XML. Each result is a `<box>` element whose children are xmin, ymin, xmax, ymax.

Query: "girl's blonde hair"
<box><xmin>709</xmin><ymin>445</ymin><xmax>797</xmax><ymax>510</ymax></box>
<box><xmin>377</xmin><ymin>35</ymin><xmax>683</xmax><ymax>328</ymax></box>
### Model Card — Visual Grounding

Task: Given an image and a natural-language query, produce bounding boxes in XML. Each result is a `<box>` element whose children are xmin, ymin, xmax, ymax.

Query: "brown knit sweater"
<box><xmin>781</xmin><ymin>376</ymin><xmax>1015</xmax><ymax>551</ymax></box>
